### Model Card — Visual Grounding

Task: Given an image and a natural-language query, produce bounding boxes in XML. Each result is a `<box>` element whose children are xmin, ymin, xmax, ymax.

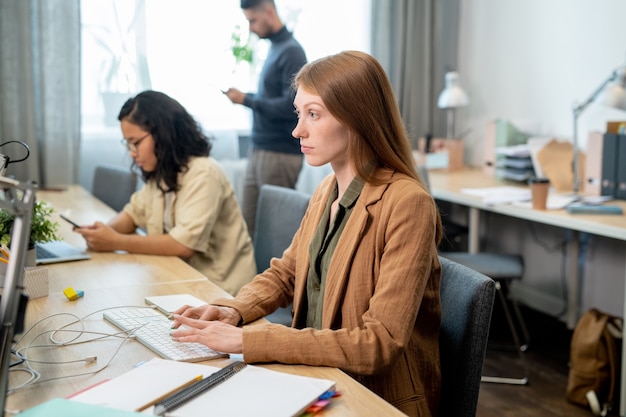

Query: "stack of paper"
<box><xmin>461</xmin><ymin>187</ymin><xmax>531</xmax><ymax>205</ymax></box>
<box><xmin>495</xmin><ymin>145</ymin><xmax>535</xmax><ymax>181</ymax></box>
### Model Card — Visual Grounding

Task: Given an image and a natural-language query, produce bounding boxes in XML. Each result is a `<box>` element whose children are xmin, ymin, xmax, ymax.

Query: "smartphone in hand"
<box><xmin>60</xmin><ymin>214</ymin><xmax>82</xmax><ymax>228</ymax></box>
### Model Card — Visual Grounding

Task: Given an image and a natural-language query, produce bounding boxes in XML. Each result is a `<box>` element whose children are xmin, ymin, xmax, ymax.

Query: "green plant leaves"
<box><xmin>0</xmin><ymin>201</ymin><xmax>61</xmax><ymax>249</ymax></box>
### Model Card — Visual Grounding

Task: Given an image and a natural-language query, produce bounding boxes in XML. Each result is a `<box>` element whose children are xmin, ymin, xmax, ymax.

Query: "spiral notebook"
<box><xmin>70</xmin><ymin>357</ymin><xmax>335</xmax><ymax>417</ymax></box>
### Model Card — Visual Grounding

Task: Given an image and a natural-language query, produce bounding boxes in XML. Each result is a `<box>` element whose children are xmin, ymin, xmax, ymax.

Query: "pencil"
<box><xmin>0</xmin><ymin>257</ymin><xmax>7</xmax><ymax>265</ymax></box>
<box><xmin>134</xmin><ymin>374</ymin><xmax>203</xmax><ymax>412</ymax></box>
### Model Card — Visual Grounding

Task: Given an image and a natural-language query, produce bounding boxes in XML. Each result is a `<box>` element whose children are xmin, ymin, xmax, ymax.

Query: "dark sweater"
<box><xmin>242</xmin><ymin>26</ymin><xmax>306</xmax><ymax>155</ymax></box>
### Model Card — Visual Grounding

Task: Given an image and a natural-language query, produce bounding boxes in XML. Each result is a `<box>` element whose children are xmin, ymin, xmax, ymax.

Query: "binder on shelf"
<box><xmin>483</xmin><ymin>119</ymin><xmax>530</xmax><ymax>176</ymax></box>
<box><xmin>584</xmin><ymin>131</ymin><xmax>604</xmax><ymax>196</ymax></box>
<box><xmin>601</xmin><ymin>133</ymin><xmax>619</xmax><ymax>197</ymax></box>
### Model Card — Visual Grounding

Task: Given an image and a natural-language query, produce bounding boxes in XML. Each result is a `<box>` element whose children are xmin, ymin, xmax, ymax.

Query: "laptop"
<box><xmin>35</xmin><ymin>241</ymin><xmax>91</xmax><ymax>265</ymax></box>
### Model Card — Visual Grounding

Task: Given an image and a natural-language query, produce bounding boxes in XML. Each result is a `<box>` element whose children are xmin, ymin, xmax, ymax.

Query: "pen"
<box><xmin>153</xmin><ymin>361</ymin><xmax>246</xmax><ymax>416</ymax></box>
<box><xmin>134</xmin><ymin>374</ymin><xmax>203</xmax><ymax>412</ymax></box>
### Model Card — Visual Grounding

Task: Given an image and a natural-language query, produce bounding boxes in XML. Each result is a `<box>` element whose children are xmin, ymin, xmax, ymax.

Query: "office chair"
<box><xmin>419</xmin><ymin>165</ymin><xmax>529</xmax><ymax>385</ymax></box>
<box><xmin>92</xmin><ymin>164</ymin><xmax>138</xmax><ymax>212</ymax></box>
<box><xmin>253</xmin><ymin>184</ymin><xmax>311</xmax><ymax>325</ymax></box>
<box><xmin>438</xmin><ymin>255</ymin><xmax>496</xmax><ymax>417</ymax></box>
<box><xmin>441</xmin><ymin>252</ymin><xmax>530</xmax><ymax>385</ymax></box>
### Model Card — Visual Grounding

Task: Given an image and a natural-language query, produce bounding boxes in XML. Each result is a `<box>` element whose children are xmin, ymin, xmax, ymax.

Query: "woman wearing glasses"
<box><xmin>74</xmin><ymin>90</ymin><xmax>256</xmax><ymax>296</ymax></box>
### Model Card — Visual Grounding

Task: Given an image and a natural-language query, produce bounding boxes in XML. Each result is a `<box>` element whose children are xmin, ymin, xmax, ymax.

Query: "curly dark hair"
<box><xmin>118</xmin><ymin>90</ymin><xmax>212</xmax><ymax>193</ymax></box>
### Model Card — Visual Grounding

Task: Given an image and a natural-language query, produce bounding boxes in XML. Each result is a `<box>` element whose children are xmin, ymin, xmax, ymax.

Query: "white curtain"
<box><xmin>0</xmin><ymin>0</ymin><xmax>80</xmax><ymax>186</ymax></box>
<box><xmin>370</xmin><ymin>0</ymin><xmax>462</xmax><ymax>148</ymax></box>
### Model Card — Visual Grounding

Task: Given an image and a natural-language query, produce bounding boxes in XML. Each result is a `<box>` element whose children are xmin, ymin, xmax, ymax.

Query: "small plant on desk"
<box><xmin>0</xmin><ymin>200</ymin><xmax>61</xmax><ymax>249</ymax></box>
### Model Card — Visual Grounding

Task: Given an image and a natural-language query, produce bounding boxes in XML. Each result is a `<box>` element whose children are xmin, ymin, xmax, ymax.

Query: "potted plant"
<box><xmin>231</xmin><ymin>24</ymin><xmax>254</xmax><ymax>66</ymax></box>
<box><xmin>83</xmin><ymin>0</ymin><xmax>151</xmax><ymax>126</ymax></box>
<box><xmin>0</xmin><ymin>201</ymin><xmax>61</xmax><ymax>266</ymax></box>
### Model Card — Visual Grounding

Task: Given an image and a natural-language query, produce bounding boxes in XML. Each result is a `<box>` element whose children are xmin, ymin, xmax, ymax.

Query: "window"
<box><xmin>81</xmin><ymin>0</ymin><xmax>371</xmax><ymax>137</ymax></box>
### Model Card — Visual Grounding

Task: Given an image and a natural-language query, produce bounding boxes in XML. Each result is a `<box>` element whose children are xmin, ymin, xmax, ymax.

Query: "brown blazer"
<box><xmin>216</xmin><ymin>169</ymin><xmax>441</xmax><ymax>416</ymax></box>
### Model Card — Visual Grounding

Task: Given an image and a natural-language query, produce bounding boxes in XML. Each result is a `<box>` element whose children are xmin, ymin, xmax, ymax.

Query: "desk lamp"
<box><xmin>437</xmin><ymin>71</ymin><xmax>469</xmax><ymax>139</ymax></box>
<box><xmin>572</xmin><ymin>64</ymin><xmax>626</xmax><ymax>193</ymax></box>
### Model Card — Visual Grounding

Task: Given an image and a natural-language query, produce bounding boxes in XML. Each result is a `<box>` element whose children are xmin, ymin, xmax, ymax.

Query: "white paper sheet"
<box><xmin>144</xmin><ymin>294</ymin><xmax>207</xmax><ymax>314</ymax></box>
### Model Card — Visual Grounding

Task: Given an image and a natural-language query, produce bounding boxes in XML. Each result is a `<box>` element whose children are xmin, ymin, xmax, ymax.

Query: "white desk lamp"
<box><xmin>437</xmin><ymin>71</ymin><xmax>469</xmax><ymax>139</ymax></box>
<box><xmin>572</xmin><ymin>65</ymin><xmax>626</xmax><ymax>193</ymax></box>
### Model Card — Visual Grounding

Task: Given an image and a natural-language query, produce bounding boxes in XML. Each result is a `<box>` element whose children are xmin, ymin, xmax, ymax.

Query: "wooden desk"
<box><xmin>5</xmin><ymin>186</ymin><xmax>405</xmax><ymax>417</ymax></box>
<box><xmin>429</xmin><ymin>168</ymin><xmax>626</xmax><ymax>248</ymax></box>
<box><xmin>428</xmin><ymin>167</ymin><xmax>626</xmax><ymax>416</ymax></box>
<box><xmin>428</xmin><ymin>168</ymin><xmax>626</xmax><ymax>324</ymax></box>
<box><xmin>37</xmin><ymin>186</ymin><xmax>209</xmax><ymax>292</ymax></box>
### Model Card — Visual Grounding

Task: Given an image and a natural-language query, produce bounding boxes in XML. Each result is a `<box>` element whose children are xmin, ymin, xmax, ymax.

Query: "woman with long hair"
<box><xmin>171</xmin><ymin>52</ymin><xmax>443</xmax><ymax>416</ymax></box>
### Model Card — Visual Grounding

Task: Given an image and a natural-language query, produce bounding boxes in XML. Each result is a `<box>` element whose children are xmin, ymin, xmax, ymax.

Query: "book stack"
<box><xmin>494</xmin><ymin>144</ymin><xmax>535</xmax><ymax>182</ymax></box>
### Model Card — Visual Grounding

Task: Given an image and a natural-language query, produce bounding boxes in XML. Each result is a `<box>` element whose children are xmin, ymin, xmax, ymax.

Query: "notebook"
<box><xmin>70</xmin><ymin>357</ymin><xmax>336</xmax><ymax>417</ymax></box>
<box><xmin>18</xmin><ymin>398</ymin><xmax>142</xmax><ymax>417</ymax></box>
<box><xmin>35</xmin><ymin>241</ymin><xmax>91</xmax><ymax>265</ymax></box>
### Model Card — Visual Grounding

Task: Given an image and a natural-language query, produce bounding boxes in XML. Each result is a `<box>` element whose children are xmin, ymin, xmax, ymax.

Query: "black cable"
<box><xmin>0</xmin><ymin>140</ymin><xmax>31</xmax><ymax>165</ymax></box>
<box><xmin>10</xmin><ymin>349</ymin><xmax>24</xmax><ymax>368</ymax></box>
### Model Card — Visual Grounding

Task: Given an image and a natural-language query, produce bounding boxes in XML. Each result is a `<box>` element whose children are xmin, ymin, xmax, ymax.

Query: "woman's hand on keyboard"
<box><xmin>170</xmin><ymin>315</ymin><xmax>243</xmax><ymax>354</ymax></box>
<box><xmin>172</xmin><ymin>304</ymin><xmax>242</xmax><ymax>326</ymax></box>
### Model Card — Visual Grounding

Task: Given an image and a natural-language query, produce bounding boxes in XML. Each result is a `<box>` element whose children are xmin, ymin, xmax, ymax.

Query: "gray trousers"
<box><xmin>242</xmin><ymin>149</ymin><xmax>303</xmax><ymax>239</ymax></box>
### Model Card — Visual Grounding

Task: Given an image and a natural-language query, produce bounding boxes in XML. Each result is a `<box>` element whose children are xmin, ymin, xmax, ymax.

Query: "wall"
<box><xmin>79</xmin><ymin>128</ymin><xmax>133</xmax><ymax>193</ymax></box>
<box><xmin>457</xmin><ymin>0</ymin><xmax>626</xmax><ymax>164</ymax></box>
<box><xmin>78</xmin><ymin>128</ymin><xmax>247</xmax><ymax>194</ymax></box>
<box><xmin>455</xmin><ymin>0</ymin><xmax>626</xmax><ymax>319</ymax></box>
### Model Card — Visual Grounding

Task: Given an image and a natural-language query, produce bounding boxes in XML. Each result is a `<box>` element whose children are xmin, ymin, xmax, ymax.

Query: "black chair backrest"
<box><xmin>253</xmin><ymin>185</ymin><xmax>310</xmax><ymax>273</ymax></box>
<box><xmin>438</xmin><ymin>255</ymin><xmax>496</xmax><ymax>417</ymax></box>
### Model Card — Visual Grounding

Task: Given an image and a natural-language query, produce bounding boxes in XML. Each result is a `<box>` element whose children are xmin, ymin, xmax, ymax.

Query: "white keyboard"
<box><xmin>103</xmin><ymin>307</ymin><xmax>227</xmax><ymax>362</ymax></box>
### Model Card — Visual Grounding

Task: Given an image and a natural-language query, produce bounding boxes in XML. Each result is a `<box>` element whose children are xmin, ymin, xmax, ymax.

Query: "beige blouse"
<box><xmin>124</xmin><ymin>156</ymin><xmax>256</xmax><ymax>295</ymax></box>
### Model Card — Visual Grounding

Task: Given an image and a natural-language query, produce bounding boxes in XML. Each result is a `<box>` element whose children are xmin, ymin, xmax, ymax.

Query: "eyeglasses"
<box><xmin>120</xmin><ymin>132</ymin><xmax>150</xmax><ymax>153</ymax></box>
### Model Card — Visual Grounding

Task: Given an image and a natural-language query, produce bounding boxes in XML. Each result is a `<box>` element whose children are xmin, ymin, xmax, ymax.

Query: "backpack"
<box><xmin>566</xmin><ymin>308</ymin><xmax>623</xmax><ymax>416</ymax></box>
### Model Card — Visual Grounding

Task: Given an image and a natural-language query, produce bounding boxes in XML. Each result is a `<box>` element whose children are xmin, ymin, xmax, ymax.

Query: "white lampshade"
<box><xmin>437</xmin><ymin>71</ymin><xmax>469</xmax><ymax>109</ymax></box>
<box><xmin>600</xmin><ymin>66</ymin><xmax>626</xmax><ymax>111</ymax></box>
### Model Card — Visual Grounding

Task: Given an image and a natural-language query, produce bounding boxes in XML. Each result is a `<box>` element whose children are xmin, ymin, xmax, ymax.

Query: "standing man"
<box><xmin>224</xmin><ymin>0</ymin><xmax>307</xmax><ymax>239</ymax></box>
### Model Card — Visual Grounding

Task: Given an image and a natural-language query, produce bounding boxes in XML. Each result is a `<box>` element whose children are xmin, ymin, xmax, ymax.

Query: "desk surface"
<box><xmin>5</xmin><ymin>186</ymin><xmax>405</xmax><ymax>416</ymax></box>
<box><xmin>429</xmin><ymin>168</ymin><xmax>626</xmax><ymax>241</ymax></box>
